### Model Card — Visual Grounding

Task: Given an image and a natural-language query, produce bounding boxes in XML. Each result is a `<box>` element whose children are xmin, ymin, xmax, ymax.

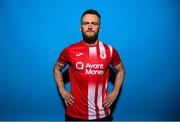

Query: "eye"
<box><xmin>91</xmin><ymin>22</ymin><xmax>98</xmax><ymax>25</ymax></box>
<box><xmin>82</xmin><ymin>22</ymin><xmax>89</xmax><ymax>25</ymax></box>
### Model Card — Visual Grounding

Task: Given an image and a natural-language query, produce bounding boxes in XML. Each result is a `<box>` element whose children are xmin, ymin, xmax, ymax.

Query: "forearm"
<box><xmin>53</xmin><ymin>62</ymin><xmax>75</xmax><ymax>105</ymax></box>
<box><xmin>103</xmin><ymin>64</ymin><xmax>125</xmax><ymax>108</ymax></box>
<box><xmin>113</xmin><ymin>70</ymin><xmax>124</xmax><ymax>94</ymax></box>
<box><xmin>112</xmin><ymin>63</ymin><xmax>125</xmax><ymax>94</ymax></box>
<box><xmin>53</xmin><ymin>62</ymin><xmax>66</xmax><ymax>94</ymax></box>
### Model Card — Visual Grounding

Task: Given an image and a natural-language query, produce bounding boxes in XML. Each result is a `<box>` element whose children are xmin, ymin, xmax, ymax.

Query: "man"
<box><xmin>54</xmin><ymin>9</ymin><xmax>125</xmax><ymax>121</ymax></box>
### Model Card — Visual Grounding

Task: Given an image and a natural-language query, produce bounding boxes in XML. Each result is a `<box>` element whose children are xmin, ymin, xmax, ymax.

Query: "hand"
<box><xmin>103</xmin><ymin>91</ymin><xmax>118</xmax><ymax>109</ymax></box>
<box><xmin>60</xmin><ymin>89</ymin><xmax>74</xmax><ymax>106</ymax></box>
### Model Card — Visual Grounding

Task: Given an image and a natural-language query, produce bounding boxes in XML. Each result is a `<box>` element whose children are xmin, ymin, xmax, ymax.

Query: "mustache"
<box><xmin>86</xmin><ymin>30</ymin><xmax>95</xmax><ymax>32</ymax></box>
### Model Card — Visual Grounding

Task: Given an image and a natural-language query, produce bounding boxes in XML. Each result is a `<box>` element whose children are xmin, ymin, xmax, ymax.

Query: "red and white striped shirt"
<box><xmin>58</xmin><ymin>40</ymin><xmax>121</xmax><ymax>120</ymax></box>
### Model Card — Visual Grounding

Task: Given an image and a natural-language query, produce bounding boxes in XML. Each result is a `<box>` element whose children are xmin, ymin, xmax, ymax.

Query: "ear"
<box><xmin>80</xmin><ymin>26</ymin><xmax>82</xmax><ymax>32</ymax></box>
<box><xmin>98</xmin><ymin>26</ymin><xmax>101</xmax><ymax>32</ymax></box>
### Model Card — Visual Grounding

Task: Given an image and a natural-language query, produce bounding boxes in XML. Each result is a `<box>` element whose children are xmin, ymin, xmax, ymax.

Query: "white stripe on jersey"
<box><xmin>97</xmin><ymin>84</ymin><xmax>106</xmax><ymax>118</ymax></box>
<box><xmin>89</xmin><ymin>46</ymin><xmax>97</xmax><ymax>57</ymax></box>
<box><xmin>88</xmin><ymin>84</ymin><xmax>96</xmax><ymax>120</ymax></box>
<box><xmin>108</xmin><ymin>45</ymin><xmax>113</xmax><ymax>58</ymax></box>
<box><xmin>99</xmin><ymin>41</ymin><xmax>106</xmax><ymax>59</ymax></box>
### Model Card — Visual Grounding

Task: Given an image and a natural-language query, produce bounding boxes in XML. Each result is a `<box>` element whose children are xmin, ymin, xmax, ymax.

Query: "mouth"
<box><xmin>86</xmin><ymin>31</ymin><xmax>94</xmax><ymax>35</ymax></box>
<box><xmin>86</xmin><ymin>31</ymin><xmax>94</xmax><ymax>33</ymax></box>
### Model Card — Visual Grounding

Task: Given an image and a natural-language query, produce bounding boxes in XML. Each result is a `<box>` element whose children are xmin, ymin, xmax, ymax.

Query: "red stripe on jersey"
<box><xmin>95</xmin><ymin>81</ymin><xmax>100</xmax><ymax>119</ymax></box>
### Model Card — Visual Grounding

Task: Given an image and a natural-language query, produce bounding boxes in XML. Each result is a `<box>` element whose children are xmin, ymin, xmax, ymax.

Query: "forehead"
<box><xmin>82</xmin><ymin>14</ymin><xmax>100</xmax><ymax>22</ymax></box>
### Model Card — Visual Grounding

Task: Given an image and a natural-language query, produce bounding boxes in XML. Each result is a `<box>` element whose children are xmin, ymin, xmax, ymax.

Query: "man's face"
<box><xmin>80</xmin><ymin>14</ymin><xmax>100</xmax><ymax>40</ymax></box>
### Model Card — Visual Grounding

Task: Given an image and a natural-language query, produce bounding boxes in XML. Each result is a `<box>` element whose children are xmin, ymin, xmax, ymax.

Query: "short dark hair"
<box><xmin>81</xmin><ymin>9</ymin><xmax>101</xmax><ymax>25</ymax></box>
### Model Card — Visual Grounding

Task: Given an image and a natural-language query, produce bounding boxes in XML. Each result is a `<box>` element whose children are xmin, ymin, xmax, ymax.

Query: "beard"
<box><xmin>82</xmin><ymin>30</ymin><xmax>98</xmax><ymax>44</ymax></box>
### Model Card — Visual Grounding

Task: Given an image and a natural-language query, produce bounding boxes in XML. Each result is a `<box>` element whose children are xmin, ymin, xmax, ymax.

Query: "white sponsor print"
<box><xmin>76</xmin><ymin>62</ymin><xmax>84</xmax><ymax>70</ymax></box>
<box><xmin>75</xmin><ymin>62</ymin><xmax>104</xmax><ymax>75</ymax></box>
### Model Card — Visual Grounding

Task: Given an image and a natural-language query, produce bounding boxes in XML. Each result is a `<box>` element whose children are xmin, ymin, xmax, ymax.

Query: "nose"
<box><xmin>88</xmin><ymin>24</ymin><xmax>92</xmax><ymax>29</ymax></box>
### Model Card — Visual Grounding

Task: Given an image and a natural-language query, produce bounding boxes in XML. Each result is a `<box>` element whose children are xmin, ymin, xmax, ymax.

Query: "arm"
<box><xmin>53</xmin><ymin>61</ymin><xmax>74</xmax><ymax>106</ymax></box>
<box><xmin>103</xmin><ymin>62</ymin><xmax>125</xmax><ymax>108</ymax></box>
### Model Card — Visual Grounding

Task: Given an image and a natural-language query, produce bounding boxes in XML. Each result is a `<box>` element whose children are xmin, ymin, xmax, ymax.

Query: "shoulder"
<box><xmin>66</xmin><ymin>40</ymin><xmax>83</xmax><ymax>49</ymax></box>
<box><xmin>99</xmin><ymin>40</ymin><xmax>117</xmax><ymax>52</ymax></box>
<box><xmin>62</xmin><ymin>40</ymin><xmax>83</xmax><ymax>52</ymax></box>
<box><xmin>99</xmin><ymin>40</ymin><xmax>113</xmax><ymax>49</ymax></box>
<box><xmin>99</xmin><ymin>41</ymin><xmax>120</xmax><ymax>58</ymax></box>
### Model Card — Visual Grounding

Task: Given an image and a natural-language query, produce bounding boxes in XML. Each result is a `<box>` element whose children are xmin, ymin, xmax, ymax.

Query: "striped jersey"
<box><xmin>58</xmin><ymin>40</ymin><xmax>121</xmax><ymax>120</ymax></box>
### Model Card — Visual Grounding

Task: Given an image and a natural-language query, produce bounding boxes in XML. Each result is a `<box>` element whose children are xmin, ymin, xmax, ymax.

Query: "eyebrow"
<box><xmin>81</xmin><ymin>21</ymin><xmax>99</xmax><ymax>25</ymax></box>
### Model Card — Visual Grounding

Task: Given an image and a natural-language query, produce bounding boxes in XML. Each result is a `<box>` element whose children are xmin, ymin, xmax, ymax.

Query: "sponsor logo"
<box><xmin>75</xmin><ymin>62</ymin><xmax>104</xmax><ymax>75</ymax></box>
<box><xmin>76</xmin><ymin>62</ymin><xmax>84</xmax><ymax>70</ymax></box>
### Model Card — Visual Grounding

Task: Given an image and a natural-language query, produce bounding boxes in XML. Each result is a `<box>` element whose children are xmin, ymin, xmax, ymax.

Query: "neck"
<box><xmin>83</xmin><ymin>39</ymin><xmax>98</xmax><ymax>46</ymax></box>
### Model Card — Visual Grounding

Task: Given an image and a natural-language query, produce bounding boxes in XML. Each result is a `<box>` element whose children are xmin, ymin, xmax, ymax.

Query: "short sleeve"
<box><xmin>57</xmin><ymin>48</ymin><xmax>69</xmax><ymax>65</ymax></box>
<box><xmin>111</xmin><ymin>48</ymin><xmax>121</xmax><ymax>66</ymax></box>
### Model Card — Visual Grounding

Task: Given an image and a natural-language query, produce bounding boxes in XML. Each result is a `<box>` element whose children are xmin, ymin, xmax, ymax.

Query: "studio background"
<box><xmin>0</xmin><ymin>0</ymin><xmax>179</xmax><ymax>120</ymax></box>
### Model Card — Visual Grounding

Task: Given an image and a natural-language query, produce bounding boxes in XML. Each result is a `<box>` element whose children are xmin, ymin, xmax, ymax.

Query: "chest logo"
<box><xmin>76</xmin><ymin>53</ymin><xmax>84</xmax><ymax>57</ymax></box>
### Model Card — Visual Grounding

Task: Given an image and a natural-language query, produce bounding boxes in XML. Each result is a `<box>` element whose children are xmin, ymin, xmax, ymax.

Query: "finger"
<box><xmin>103</xmin><ymin>99</ymin><xmax>108</xmax><ymax>106</ymax></box>
<box><xmin>106</xmin><ymin>100</ymin><xmax>113</xmax><ymax>108</ymax></box>
<box><xmin>103</xmin><ymin>99</ymin><xmax>110</xmax><ymax>108</ymax></box>
<box><xmin>104</xmin><ymin>101</ymin><xmax>110</xmax><ymax>108</ymax></box>
<box><xmin>67</xmin><ymin>98</ymin><xmax>74</xmax><ymax>105</ymax></box>
<box><xmin>69</xmin><ymin>94</ymin><xmax>75</xmax><ymax>100</ymax></box>
<box><xmin>104</xmin><ymin>96</ymin><xmax>114</xmax><ymax>108</ymax></box>
<box><xmin>68</xmin><ymin>97</ymin><xmax>74</xmax><ymax>104</ymax></box>
<box><xmin>65</xmin><ymin>100</ymin><xmax>68</xmax><ymax>106</ymax></box>
<box><xmin>103</xmin><ymin>96</ymin><xmax>110</xmax><ymax>105</ymax></box>
<box><xmin>66</xmin><ymin>95</ymin><xmax>74</xmax><ymax>105</ymax></box>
